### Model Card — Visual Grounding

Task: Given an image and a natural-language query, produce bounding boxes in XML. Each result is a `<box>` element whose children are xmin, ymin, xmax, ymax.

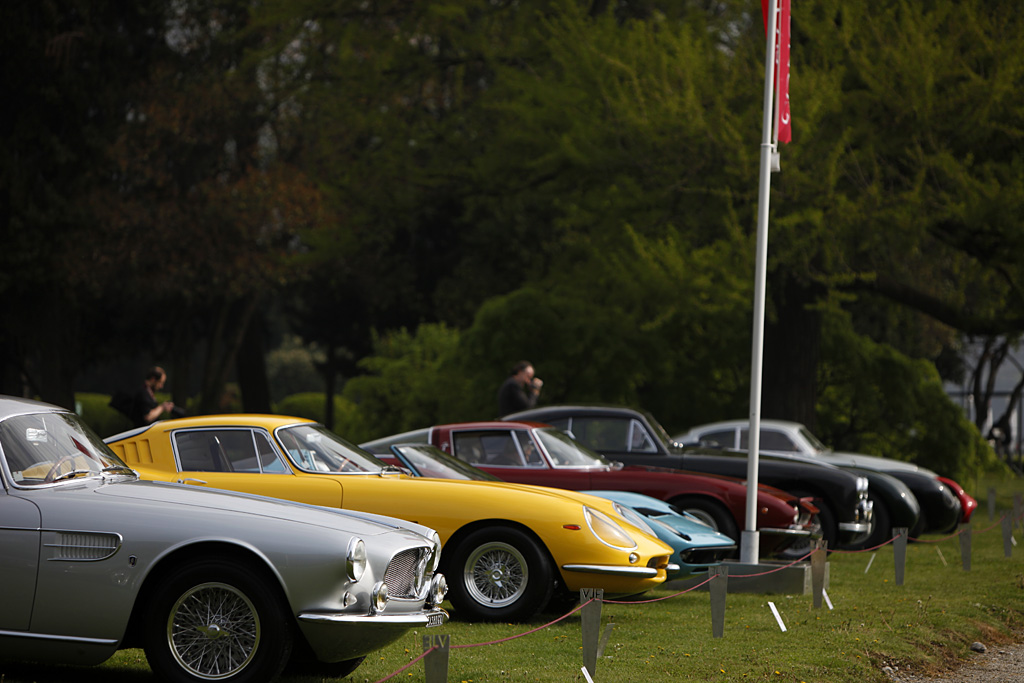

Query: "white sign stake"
<box><xmin>823</xmin><ymin>590</ymin><xmax>834</xmax><ymax>610</ymax></box>
<box><xmin>768</xmin><ymin>602</ymin><xmax>787</xmax><ymax>632</ymax></box>
<box><xmin>581</xmin><ymin>667</ymin><xmax>595</xmax><ymax>683</ymax></box>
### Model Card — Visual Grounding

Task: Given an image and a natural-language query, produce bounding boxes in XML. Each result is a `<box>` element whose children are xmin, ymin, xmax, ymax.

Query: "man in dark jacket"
<box><xmin>497</xmin><ymin>361</ymin><xmax>543</xmax><ymax>417</ymax></box>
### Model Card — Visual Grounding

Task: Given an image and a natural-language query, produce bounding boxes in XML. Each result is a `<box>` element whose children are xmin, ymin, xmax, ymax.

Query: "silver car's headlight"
<box><xmin>427</xmin><ymin>574</ymin><xmax>448</xmax><ymax>607</ymax></box>
<box><xmin>583</xmin><ymin>506</ymin><xmax>638</xmax><ymax>551</ymax></box>
<box><xmin>371</xmin><ymin>581</ymin><xmax>390</xmax><ymax>613</ymax></box>
<box><xmin>428</xmin><ymin>531</ymin><xmax>442</xmax><ymax>572</ymax></box>
<box><xmin>347</xmin><ymin>537</ymin><xmax>367</xmax><ymax>582</ymax></box>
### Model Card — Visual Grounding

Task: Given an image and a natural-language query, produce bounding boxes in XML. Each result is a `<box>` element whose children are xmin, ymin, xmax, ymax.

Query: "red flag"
<box><xmin>761</xmin><ymin>0</ymin><xmax>792</xmax><ymax>143</ymax></box>
<box><xmin>777</xmin><ymin>0</ymin><xmax>791</xmax><ymax>143</ymax></box>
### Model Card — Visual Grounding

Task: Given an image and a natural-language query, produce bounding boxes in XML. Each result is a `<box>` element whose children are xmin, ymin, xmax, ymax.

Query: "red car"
<box><xmin>362</xmin><ymin>421</ymin><xmax>820</xmax><ymax>556</ymax></box>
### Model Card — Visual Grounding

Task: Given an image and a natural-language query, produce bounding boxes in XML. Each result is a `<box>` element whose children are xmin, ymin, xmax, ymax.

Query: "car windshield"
<box><xmin>536</xmin><ymin>428</ymin><xmax>616</xmax><ymax>468</ymax></box>
<box><xmin>392</xmin><ymin>444</ymin><xmax>500</xmax><ymax>481</ymax></box>
<box><xmin>798</xmin><ymin>426</ymin><xmax>829</xmax><ymax>452</ymax></box>
<box><xmin>276</xmin><ymin>423</ymin><xmax>389</xmax><ymax>473</ymax></box>
<box><xmin>0</xmin><ymin>411</ymin><xmax>135</xmax><ymax>486</ymax></box>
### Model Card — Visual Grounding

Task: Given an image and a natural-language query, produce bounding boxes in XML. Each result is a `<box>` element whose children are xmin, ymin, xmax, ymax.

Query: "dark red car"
<box><xmin>361</xmin><ymin>421</ymin><xmax>820</xmax><ymax>556</ymax></box>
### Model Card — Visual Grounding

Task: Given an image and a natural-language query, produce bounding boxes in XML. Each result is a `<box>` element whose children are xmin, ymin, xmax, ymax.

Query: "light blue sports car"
<box><xmin>580</xmin><ymin>490</ymin><xmax>737</xmax><ymax>579</ymax></box>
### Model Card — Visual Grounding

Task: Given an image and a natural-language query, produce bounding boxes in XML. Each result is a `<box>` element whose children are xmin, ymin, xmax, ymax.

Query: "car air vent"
<box><xmin>45</xmin><ymin>531</ymin><xmax>122</xmax><ymax>561</ymax></box>
<box><xmin>383</xmin><ymin>547</ymin><xmax>426</xmax><ymax>598</ymax></box>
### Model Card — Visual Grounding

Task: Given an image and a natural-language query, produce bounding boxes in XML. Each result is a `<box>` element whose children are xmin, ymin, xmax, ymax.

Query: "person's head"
<box><xmin>145</xmin><ymin>366</ymin><xmax>167</xmax><ymax>390</ymax></box>
<box><xmin>510</xmin><ymin>360</ymin><xmax>534</xmax><ymax>384</ymax></box>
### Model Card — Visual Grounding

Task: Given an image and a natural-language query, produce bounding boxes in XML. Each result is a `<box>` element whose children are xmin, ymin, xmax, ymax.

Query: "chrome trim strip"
<box><xmin>561</xmin><ymin>564</ymin><xmax>659</xmax><ymax>577</ymax></box>
<box><xmin>297</xmin><ymin>608</ymin><xmax>448</xmax><ymax>627</ymax></box>
<box><xmin>0</xmin><ymin>629</ymin><xmax>118</xmax><ymax>646</ymax></box>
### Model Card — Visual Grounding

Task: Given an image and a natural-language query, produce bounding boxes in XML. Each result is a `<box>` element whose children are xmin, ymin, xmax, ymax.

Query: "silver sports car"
<box><xmin>0</xmin><ymin>396</ymin><xmax>447</xmax><ymax>683</ymax></box>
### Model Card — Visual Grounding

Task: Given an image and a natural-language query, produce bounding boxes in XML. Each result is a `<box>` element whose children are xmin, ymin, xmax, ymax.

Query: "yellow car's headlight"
<box><xmin>583</xmin><ymin>506</ymin><xmax>638</xmax><ymax>551</ymax></box>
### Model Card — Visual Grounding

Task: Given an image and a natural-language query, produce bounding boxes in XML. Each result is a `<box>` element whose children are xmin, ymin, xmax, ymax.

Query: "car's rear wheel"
<box><xmin>671</xmin><ymin>496</ymin><xmax>739</xmax><ymax>541</ymax></box>
<box><xmin>445</xmin><ymin>527</ymin><xmax>554</xmax><ymax>622</ymax></box>
<box><xmin>143</xmin><ymin>558</ymin><xmax>293</xmax><ymax>683</ymax></box>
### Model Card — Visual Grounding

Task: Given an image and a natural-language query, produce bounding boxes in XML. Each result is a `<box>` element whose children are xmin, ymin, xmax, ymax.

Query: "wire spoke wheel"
<box><xmin>464</xmin><ymin>541</ymin><xmax>529</xmax><ymax>608</ymax></box>
<box><xmin>167</xmin><ymin>582</ymin><xmax>260</xmax><ymax>680</ymax></box>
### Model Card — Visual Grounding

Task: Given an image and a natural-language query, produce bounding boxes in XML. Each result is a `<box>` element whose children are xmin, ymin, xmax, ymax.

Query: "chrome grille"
<box><xmin>383</xmin><ymin>548</ymin><xmax>426</xmax><ymax>598</ymax></box>
<box><xmin>46</xmin><ymin>531</ymin><xmax>121</xmax><ymax>561</ymax></box>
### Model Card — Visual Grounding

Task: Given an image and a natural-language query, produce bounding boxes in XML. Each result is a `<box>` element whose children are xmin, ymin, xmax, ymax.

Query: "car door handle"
<box><xmin>178</xmin><ymin>478</ymin><xmax>208</xmax><ymax>485</ymax></box>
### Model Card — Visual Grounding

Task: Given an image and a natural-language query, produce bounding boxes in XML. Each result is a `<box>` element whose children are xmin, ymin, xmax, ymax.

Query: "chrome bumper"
<box><xmin>297</xmin><ymin>607</ymin><xmax>448</xmax><ymax>663</ymax></box>
<box><xmin>561</xmin><ymin>564</ymin><xmax>659</xmax><ymax>577</ymax></box>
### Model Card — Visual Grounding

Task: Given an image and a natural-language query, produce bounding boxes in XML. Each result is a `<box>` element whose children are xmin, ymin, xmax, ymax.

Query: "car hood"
<box><xmin>84</xmin><ymin>478</ymin><xmax>437</xmax><ymax>539</ymax></box>
<box><xmin>819</xmin><ymin>451</ymin><xmax>934</xmax><ymax>476</ymax></box>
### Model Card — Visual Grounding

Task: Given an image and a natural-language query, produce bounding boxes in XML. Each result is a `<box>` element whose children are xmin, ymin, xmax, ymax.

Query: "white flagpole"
<box><xmin>740</xmin><ymin>0</ymin><xmax>780</xmax><ymax>565</ymax></box>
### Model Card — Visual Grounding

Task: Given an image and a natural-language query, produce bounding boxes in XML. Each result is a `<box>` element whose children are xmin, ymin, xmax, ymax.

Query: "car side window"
<box><xmin>570</xmin><ymin>417</ymin><xmax>630</xmax><ymax>451</ymax></box>
<box><xmin>515</xmin><ymin>430</ymin><xmax>544</xmax><ymax>466</ymax></box>
<box><xmin>174</xmin><ymin>429</ymin><xmax>289</xmax><ymax>473</ymax></box>
<box><xmin>452</xmin><ymin>431</ymin><xmax>524</xmax><ymax>467</ymax></box>
<box><xmin>738</xmin><ymin>429</ymin><xmax>796</xmax><ymax>451</ymax></box>
<box><xmin>703</xmin><ymin>429</ymin><xmax>736</xmax><ymax>448</ymax></box>
<box><xmin>628</xmin><ymin>419</ymin><xmax>657</xmax><ymax>453</ymax></box>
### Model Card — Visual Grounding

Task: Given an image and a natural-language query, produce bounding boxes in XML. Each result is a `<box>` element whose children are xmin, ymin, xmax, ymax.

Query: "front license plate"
<box><xmin>427</xmin><ymin>613</ymin><xmax>445</xmax><ymax>627</ymax></box>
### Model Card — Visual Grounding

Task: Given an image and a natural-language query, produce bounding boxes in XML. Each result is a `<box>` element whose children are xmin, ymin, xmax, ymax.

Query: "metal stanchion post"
<box><xmin>811</xmin><ymin>540</ymin><xmax>827</xmax><ymax>609</ymax></box>
<box><xmin>423</xmin><ymin>634</ymin><xmax>450</xmax><ymax>683</ymax></box>
<box><xmin>710</xmin><ymin>565</ymin><xmax>728</xmax><ymax>638</ymax></box>
<box><xmin>893</xmin><ymin>527</ymin><xmax>908</xmax><ymax>586</ymax></box>
<box><xmin>958</xmin><ymin>523</ymin><xmax>972</xmax><ymax>571</ymax></box>
<box><xmin>581</xmin><ymin>588</ymin><xmax>604</xmax><ymax>680</ymax></box>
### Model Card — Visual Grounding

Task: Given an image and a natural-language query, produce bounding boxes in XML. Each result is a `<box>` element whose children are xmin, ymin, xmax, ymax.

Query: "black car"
<box><xmin>503</xmin><ymin>405</ymin><xmax>879</xmax><ymax>550</ymax></box>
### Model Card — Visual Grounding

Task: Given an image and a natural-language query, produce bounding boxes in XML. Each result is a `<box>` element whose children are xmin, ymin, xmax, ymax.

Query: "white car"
<box><xmin>676</xmin><ymin>419</ymin><xmax>975</xmax><ymax>536</ymax></box>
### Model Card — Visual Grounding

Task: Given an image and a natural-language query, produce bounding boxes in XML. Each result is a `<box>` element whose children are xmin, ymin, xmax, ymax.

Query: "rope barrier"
<box><xmin>603</xmin><ymin>573</ymin><xmax>716</xmax><ymax>604</ymax></box>
<box><xmin>722</xmin><ymin>548</ymin><xmax>816</xmax><ymax>577</ymax></box>
<box><xmin>450</xmin><ymin>599</ymin><xmax>591</xmax><ymax>649</ymax></box>
<box><xmin>372</xmin><ymin>647</ymin><xmax>434</xmax><ymax>683</ymax></box>
<box><xmin>828</xmin><ymin>535</ymin><xmax>897</xmax><ymax>554</ymax></box>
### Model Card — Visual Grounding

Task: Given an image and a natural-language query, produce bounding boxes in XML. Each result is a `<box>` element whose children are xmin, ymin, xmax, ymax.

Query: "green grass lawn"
<box><xmin>3</xmin><ymin>476</ymin><xmax>1023</xmax><ymax>683</ymax></box>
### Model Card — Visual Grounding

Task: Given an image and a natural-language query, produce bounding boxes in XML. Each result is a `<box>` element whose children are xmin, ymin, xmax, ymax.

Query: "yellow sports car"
<box><xmin>106</xmin><ymin>415</ymin><xmax>674</xmax><ymax>622</ymax></box>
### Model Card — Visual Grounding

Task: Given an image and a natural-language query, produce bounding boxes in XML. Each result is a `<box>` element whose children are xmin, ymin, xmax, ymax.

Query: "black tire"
<box><xmin>143</xmin><ymin>558</ymin><xmax>294</xmax><ymax>683</ymax></box>
<box><xmin>445</xmin><ymin>527</ymin><xmax>554</xmax><ymax>622</ymax></box>
<box><xmin>671</xmin><ymin>496</ymin><xmax>739</xmax><ymax>541</ymax></box>
<box><xmin>846</xmin><ymin>492</ymin><xmax>891</xmax><ymax>550</ymax></box>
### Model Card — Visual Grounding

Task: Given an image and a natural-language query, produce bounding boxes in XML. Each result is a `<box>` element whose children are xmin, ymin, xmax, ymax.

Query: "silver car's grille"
<box><xmin>45</xmin><ymin>532</ymin><xmax>122</xmax><ymax>561</ymax></box>
<box><xmin>383</xmin><ymin>547</ymin><xmax>426</xmax><ymax>598</ymax></box>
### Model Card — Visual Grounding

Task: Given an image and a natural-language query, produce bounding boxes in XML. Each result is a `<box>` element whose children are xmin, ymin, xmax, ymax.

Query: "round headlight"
<box><xmin>371</xmin><ymin>581</ymin><xmax>390</xmax><ymax>613</ymax></box>
<box><xmin>583</xmin><ymin>506</ymin><xmax>638</xmax><ymax>551</ymax></box>
<box><xmin>428</xmin><ymin>574</ymin><xmax>448</xmax><ymax>607</ymax></box>
<box><xmin>428</xmin><ymin>531</ymin><xmax>442</xmax><ymax>572</ymax></box>
<box><xmin>347</xmin><ymin>537</ymin><xmax>367</xmax><ymax>582</ymax></box>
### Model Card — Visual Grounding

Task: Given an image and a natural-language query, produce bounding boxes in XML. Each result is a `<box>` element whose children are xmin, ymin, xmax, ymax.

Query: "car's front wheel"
<box><xmin>445</xmin><ymin>527</ymin><xmax>554</xmax><ymax>622</ymax></box>
<box><xmin>143</xmin><ymin>558</ymin><xmax>294</xmax><ymax>683</ymax></box>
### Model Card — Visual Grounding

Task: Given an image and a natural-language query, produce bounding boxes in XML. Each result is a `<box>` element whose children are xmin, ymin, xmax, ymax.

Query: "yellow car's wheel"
<box><xmin>446</xmin><ymin>527</ymin><xmax>554</xmax><ymax>622</ymax></box>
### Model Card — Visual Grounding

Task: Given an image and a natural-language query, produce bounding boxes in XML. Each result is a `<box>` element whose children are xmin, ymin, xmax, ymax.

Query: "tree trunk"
<box><xmin>237</xmin><ymin>311</ymin><xmax>272</xmax><ymax>413</ymax></box>
<box><xmin>761</xmin><ymin>276</ymin><xmax>822</xmax><ymax>431</ymax></box>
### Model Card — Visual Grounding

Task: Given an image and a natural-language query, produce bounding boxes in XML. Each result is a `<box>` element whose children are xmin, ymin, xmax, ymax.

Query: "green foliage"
<box><xmin>273</xmin><ymin>392</ymin><xmax>358</xmax><ymax>430</ymax></box>
<box><xmin>75</xmin><ymin>393</ymin><xmax>133</xmax><ymax>439</ymax></box>
<box><xmin>339</xmin><ymin>324</ymin><xmax>468</xmax><ymax>442</ymax></box>
<box><xmin>265</xmin><ymin>336</ymin><xmax>325</xmax><ymax>403</ymax></box>
<box><xmin>817</xmin><ymin>315</ymin><xmax>998</xmax><ymax>480</ymax></box>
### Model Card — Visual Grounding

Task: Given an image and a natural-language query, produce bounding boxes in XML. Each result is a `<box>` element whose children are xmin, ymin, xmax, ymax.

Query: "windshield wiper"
<box><xmin>101</xmin><ymin>464</ymin><xmax>137</xmax><ymax>477</ymax></box>
<box><xmin>51</xmin><ymin>469</ymin><xmax>94</xmax><ymax>483</ymax></box>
